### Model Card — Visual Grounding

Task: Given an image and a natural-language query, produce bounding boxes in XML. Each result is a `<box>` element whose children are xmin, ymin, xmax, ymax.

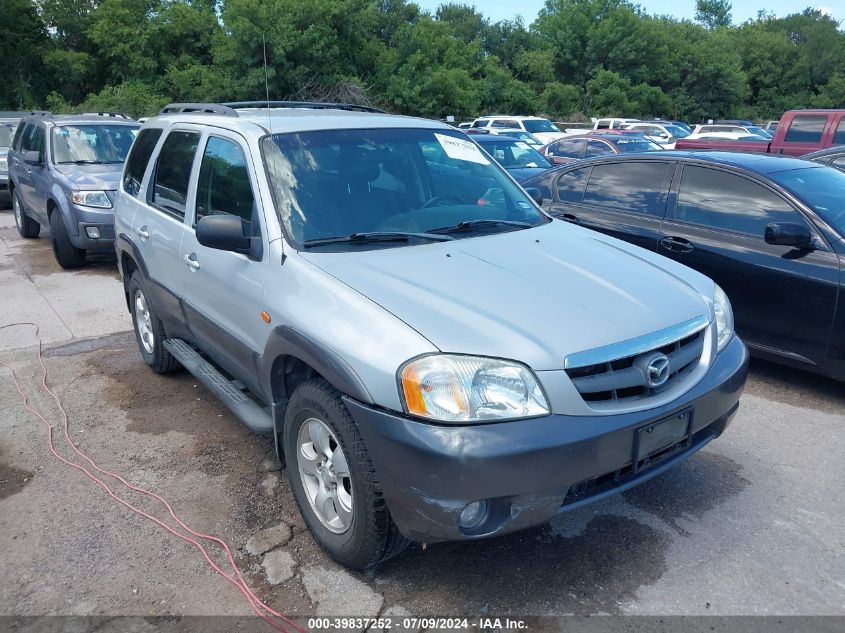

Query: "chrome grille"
<box><xmin>565</xmin><ymin>318</ymin><xmax>708</xmax><ymax>405</ymax></box>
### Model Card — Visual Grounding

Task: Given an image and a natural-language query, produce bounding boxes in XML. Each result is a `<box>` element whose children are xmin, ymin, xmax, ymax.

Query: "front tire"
<box><xmin>49</xmin><ymin>211</ymin><xmax>85</xmax><ymax>269</ymax></box>
<box><xmin>13</xmin><ymin>191</ymin><xmax>41</xmax><ymax>238</ymax></box>
<box><xmin>129</xmin><ymin>273</ymin><xmax>180</xmax><ymax>374</ymax></box>
<box><xmin>284</xmin><ymin>378</ymin><xmax>409</xmax><ymax>569</ymax></box>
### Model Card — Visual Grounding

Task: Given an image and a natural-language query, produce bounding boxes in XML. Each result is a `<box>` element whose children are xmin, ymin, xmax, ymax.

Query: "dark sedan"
<box><xmin>540</xmin><ymin>132</ymin><xmax>662</xmax><ymax>165</ymax></box>
<box><xmin>803</xmin><ymin>145</ymin><xmax>845</xmax><ymax>173</ymax></box>
<box><xmin>523</xmin><ymin>151</ymin><xmax>845</xmax><ymax>380</ymax></box>
<box><xmin>471</xmin><ymin>134</ymin><xmax>554</xmax><ymax>182</ymax></box>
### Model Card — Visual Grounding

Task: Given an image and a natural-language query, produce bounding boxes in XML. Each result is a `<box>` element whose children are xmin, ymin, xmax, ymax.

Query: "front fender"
<box><xmin>258</xmin><ymin>325</ymin><xmax>374</xmax><ymax>406</ymax></box>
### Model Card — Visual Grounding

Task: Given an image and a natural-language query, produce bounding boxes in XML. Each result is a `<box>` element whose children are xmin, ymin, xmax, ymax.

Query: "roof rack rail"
<box><xmin>160</xmin><ymin>103</ymin><xmax>239</xmax><ymax>117</ymax></box>
<box><xmin>222</xmin><ymin>101</ymin><xmax>385</xmax><ymax>114</ymax></box>
<box><xmin>80</xmin><ymin>111</ymin><xmax>133</xmax><ymax>119</ymax></box>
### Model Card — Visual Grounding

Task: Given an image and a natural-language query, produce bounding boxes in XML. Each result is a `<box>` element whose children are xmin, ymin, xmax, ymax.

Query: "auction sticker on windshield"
<box><xmin>435</xmin><ymin>133</ymin><xmax>490</xmax><ymax>165</ymax></box>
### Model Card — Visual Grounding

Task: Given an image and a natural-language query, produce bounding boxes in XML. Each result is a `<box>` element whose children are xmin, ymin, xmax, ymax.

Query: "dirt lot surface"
<box><xmin>0</xmin><ymin>211</ymin><xmax>843</xmax><ymax>623</ymax></box>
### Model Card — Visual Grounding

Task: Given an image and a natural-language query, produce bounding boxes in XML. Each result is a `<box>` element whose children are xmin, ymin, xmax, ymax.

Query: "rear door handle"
<box><xmin>136</xmin><ymin>225</ymin><xmax>150</xmax><ymax>240</ymax></box>
<box><xmin>183</xmin><ymin>252</ymin><xmax>200</xmax><ymax>271</ymax></box>
<box><xmin>660</xmin><ymin>236</ymin><xmax>694</xmax><ymax>253</ymax></box>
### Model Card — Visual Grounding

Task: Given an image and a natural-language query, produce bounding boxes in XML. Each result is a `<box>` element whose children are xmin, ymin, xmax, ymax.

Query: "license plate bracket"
<box><xmin>633</xmin><ymin>408</ymin><xmax>693</xmax><ymax>471</ymax></box>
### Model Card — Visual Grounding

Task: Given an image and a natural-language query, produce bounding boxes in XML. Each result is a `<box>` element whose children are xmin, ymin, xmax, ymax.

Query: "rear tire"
<box><xmin>129</xmin><ymin>273</ymin><xmax>180</xmax><ymax>374</ymax></box>
<box><xmin>13</xmin><ymin>191</ymin><xmax>41</xmax><ymax>238</ymax></box>
<box><xmin>49</xmin><ymin>211</ymin><xmax>85</xmax><ymax>269</ymax></box>
<box><xmin>284</xmin><ymin>378</ymin><xmax>409</xmax><ymax>569</ymax></box>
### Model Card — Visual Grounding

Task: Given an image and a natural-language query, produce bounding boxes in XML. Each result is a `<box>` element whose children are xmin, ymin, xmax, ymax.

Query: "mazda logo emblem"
<box><xmin>645</xmin><ymin>354</ymin><xmax>671</xmax><ymax>388</ymax></box>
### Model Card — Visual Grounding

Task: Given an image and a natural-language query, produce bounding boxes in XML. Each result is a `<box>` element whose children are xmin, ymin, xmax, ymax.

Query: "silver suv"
<box><xmin>114</xmin><ymin>101</ymin><xmax>749</xmax><ymax>569</ymax></box>
<box><xmin>8</xmin><ymin>113</ymin><xmax>139</xmax><ymax>268</ymax></box>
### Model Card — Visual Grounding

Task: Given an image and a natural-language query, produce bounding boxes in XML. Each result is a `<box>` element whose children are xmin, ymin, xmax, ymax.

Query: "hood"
<box><xmin>54</xmin><ymin>163</ymin><xmax>122</xmax><ymax>190</ymax></box>
<box><xmin>301</xmin><ymin>221</ymin><xmax>715</xmax><ymax>371</ymax></box>
<box><xmin>531</xmin><ymin>132</ymin><xmax>567</xmax><ymax>144</ymax></box>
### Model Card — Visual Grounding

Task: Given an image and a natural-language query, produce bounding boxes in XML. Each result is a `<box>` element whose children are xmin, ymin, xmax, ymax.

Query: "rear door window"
<box><xmin>784</xmin><ymin>115</ymin><xmax>828</xmax><ymax>143</ymax></box>
<box><xmin>13</xmin><ymin>123</ymin><xmax>30</xmax><ymax>150</ymax></box>
<box><xmin>149</xmin><ymin>130</ymin><xmax>200</xmax><ymax>220</ymax></box>
<box><xmin>122</xmin><ymin>128</ymin><xmax>163</xmax><ymax>197</ymax></box>
<box><xmin>582</xmin><ymin>161</ymin><xmax>671</xmax><ymax>214</ymax></box>
<box><xmin>673</xmin><ymin>165</ymin><xmax>804</xmax><ymax>235</ymax></box>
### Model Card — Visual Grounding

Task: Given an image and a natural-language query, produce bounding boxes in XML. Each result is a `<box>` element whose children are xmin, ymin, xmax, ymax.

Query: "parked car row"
<box><xmin>6</xmin><ymin>101</ymin><xmax>752</xmax><ymax>571</ymax></box>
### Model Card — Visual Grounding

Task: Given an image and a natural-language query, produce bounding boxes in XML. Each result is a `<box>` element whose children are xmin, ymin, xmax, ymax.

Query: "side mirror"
<box><xmin>196</xmin><ymin>214</ymin><xmax>251</xmax><ymax>253</ymax></box>
<box><xmin>765</xmin><ymin>222</ymin><xmax>812</xmax><ymax>249</ymax></box>
<box><xmin>525</xmin><ymin>187</ymin><xmax>544</xmax><ymax>205</ymax></box>
<box><xmin>24</xmin><ymin>150</ymin><xmax>42</xmax><ymax>166</ymax></box>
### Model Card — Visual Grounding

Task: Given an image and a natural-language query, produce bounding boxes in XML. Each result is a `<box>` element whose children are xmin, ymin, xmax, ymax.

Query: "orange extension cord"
<box><xmin>0</xmin><ymin>323</ymin><xmax>306</xmax><ymax>633</ymax></box>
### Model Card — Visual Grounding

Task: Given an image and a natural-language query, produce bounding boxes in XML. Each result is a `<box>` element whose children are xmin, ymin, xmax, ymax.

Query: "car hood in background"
<box><xmin>54</xmin><ymin>163</ymin><xmax>122</xmax><ymax>190</ymax></box>
<box><xmin>506</xmin><ymin>166</ymin><xmax>553</xmax><ymax>182</ymax></box>
<box><xmin>531</xmin><ymin>132</ymin><xmax>567</xmax><ymax>144</ymax></box>
<box><xmin>301</xmin><ymin>221</ymin><xmax>715</xmax><ymax>371</ymax></box>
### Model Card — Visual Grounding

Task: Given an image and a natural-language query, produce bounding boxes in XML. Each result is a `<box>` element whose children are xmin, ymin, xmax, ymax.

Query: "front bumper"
<box><xmin>346</xmin><ymin>335</ymin><xmax>749</xmax><ymax>543</ymax></box>
<box><xmin>64</xmin><ymin>204</ymin><xmax>116</xmax><ymax>250</ymax></box>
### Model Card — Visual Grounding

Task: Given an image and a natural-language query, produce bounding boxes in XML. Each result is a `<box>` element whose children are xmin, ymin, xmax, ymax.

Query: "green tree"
<box><xmin>695</xmin><ymin>0</ymin><xmax>732</xmax><ymax>29</ymax></box>
<box><xmin>0</xmin><ymin>0</ymin><xmax>50</xmax><ymax>108</ymax></box>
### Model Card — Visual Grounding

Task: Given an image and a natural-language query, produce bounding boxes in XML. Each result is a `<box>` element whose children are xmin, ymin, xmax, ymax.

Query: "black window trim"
<box><xmin>665</xmin><ymin>161</ymin><xmax>828</xmax><ymax>248</ymax></box>
<box><xmin>147</xmin><ymin>126</ymin><xmax>204</xmax><ymax>223</ymax></box>
<box><xmin>574</xmin><ymin>159</ymin><xmax>675</xmax><ymax>218</ymax></box>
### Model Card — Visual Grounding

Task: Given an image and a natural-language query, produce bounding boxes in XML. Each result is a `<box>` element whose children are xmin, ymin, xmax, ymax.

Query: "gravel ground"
<box><xmin>0</xmin><ymin>211</ymin><xmax>843</xmax><ymax>622</ymax></box>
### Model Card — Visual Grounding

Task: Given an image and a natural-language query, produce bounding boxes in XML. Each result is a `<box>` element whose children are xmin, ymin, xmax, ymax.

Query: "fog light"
<box><xmin>458</xmin><ymin>500</ymin><xmax>488</xmax><ymax>529</ymax></box>
<box><xmin>85</xmin><ymin>226</ymin><xmax>101</xmax><ymax>239</ymax></box>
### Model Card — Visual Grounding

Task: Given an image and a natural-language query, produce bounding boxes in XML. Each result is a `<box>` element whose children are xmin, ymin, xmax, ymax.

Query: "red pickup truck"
<box><xmin>675</xmin><ymin>109</ymin><xmax>845</xmax><ymax>155</ymax></box>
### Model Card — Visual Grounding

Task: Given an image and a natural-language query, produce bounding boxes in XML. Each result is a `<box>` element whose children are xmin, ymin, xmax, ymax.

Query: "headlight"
<box><xmin>399</xmin><ymin>354</ymin><xmax>550</xmax><ymax>422</ymax></box>
<box><xmin>71</xmin><ymin>190</ymin><xmax>112</xmax><ymax>208</ymax></box>
<box><xmin>713</xmin><ymin>284</ymin><xmax>734</xmax><ymax>353</ymax></box>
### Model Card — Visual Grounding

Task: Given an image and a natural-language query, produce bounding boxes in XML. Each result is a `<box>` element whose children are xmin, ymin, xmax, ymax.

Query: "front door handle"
<box><xmin>183</xmin><ymin>252</ymin><xmax>200</xmax><ymax>271</ymax></box>
<box><xmin>660</xmin><ymin>236</ymin><xmax>694</xmax><ymax>253</ymax></box>
<box><xmin>136</xmin><ymin>225</ymin><xmax>150</xmax><ymax>240</ymax></box>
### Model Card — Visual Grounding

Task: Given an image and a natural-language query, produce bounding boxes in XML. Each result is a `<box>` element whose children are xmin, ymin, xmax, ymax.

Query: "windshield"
<box><xmin>614</xmin><ymin>138</ymin><xmax>663</xmax><ymax>152</ymax></box>
<box><xmin>769</xmin><ymin>166</ymin><xmax>845</xmax><ymax>234</ymax></box>
<box><xmin>523</xmin><ymin>119</ymin><xmax>559</xmax><ymax>133</ymax></box>
<box><xmin>663</xmin><ymin>124</ymin><xmax>689</xmax><ymax>138</ymax></box>
<box><xmin>0</xmin><ymin>124</ymin><xmax>16</xmax><ymax>148</ymax></box>
<box><xmin>746</xmin><ymin>126</ymin><xmax>772</xmax><ymax>138</ymax></box>
<box><xmin>478</xmin><ymin>140</ymin><xmax>551</xmax><ymax>169</ymax></box>
<box><xmin>52</xmin><ymin>124</ymin><xmax>139</xmax><ymax>164</ymax></box>
<box><xmin>261</xmin><ymin>128</ymin><xmax>548</xmax><ymax>249</ymax></box>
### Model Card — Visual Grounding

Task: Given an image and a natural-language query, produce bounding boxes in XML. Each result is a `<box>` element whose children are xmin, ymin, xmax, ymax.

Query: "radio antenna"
<box><xmin>262</xmin><ymin>34</ymin><xmax>272</xmax><ymax>132</ymax></box>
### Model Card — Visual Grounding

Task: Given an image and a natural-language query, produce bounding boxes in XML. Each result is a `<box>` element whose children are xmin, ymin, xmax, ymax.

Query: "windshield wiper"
<box><xmin>303</xmin><ymin>231</ymin><xmax>455</xmax><ymax>248</ymax></box>
<box><xmin>430</xmin><ymin>219</ymin><xmax>534</xmax><ymax>234</ymax></box>
<box><xmin>58</xmin><ymin>160</ymin><xmax>107</xmax><ymax>165</ymax></box>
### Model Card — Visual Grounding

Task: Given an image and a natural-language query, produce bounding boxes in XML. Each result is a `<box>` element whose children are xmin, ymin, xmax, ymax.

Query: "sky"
<box><xmin>414</xmin><ymin>0</ymin><xmax>843</xmax><ymax>25</ymax></box>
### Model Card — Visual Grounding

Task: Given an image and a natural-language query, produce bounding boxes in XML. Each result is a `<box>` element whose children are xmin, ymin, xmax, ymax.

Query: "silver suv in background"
<box><xmin>114</xmin><ymin>101</ymin><xmax>749</xmax><ymax>569</ymax></box>
<box><xmin>8</xmin><ymin>113</ymin><xmax>139</xmax><ymax>268</ymax></box>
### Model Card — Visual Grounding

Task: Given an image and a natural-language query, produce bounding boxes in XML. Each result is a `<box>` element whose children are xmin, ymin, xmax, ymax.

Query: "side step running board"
<box><xmin>163</xmin><ymin>338</ymin><xmax>274</xmax><ymax>434</ymax></box>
